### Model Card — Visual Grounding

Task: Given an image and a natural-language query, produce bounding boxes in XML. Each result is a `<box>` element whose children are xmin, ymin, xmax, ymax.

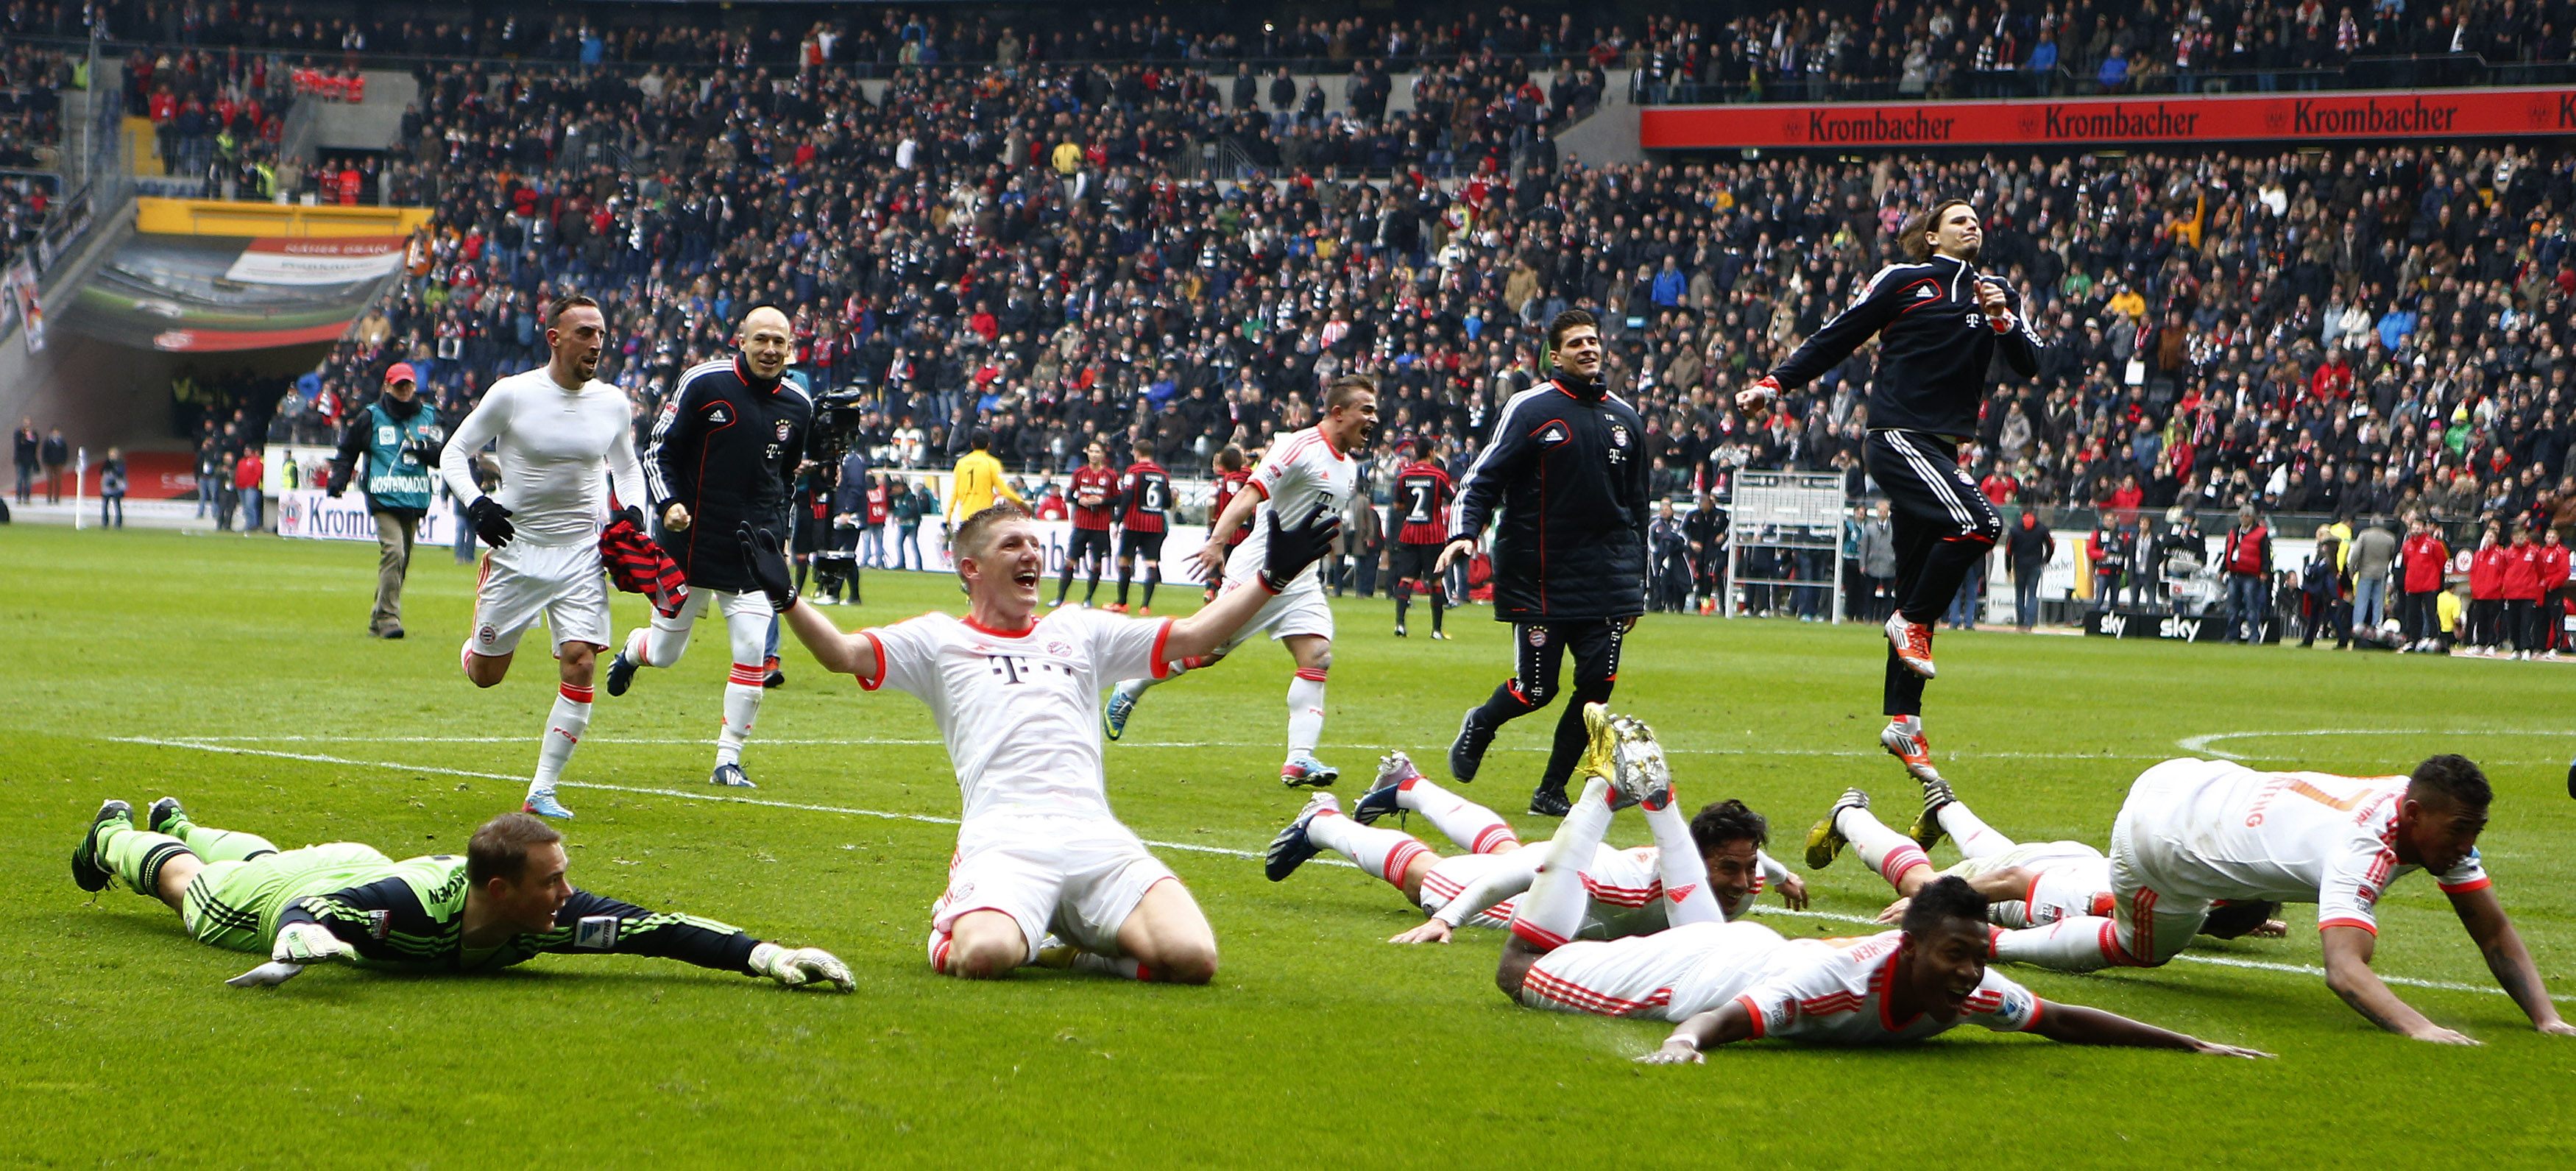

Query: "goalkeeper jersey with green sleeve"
<box><xmin>264</xmin><ymin>852</ymin><xmax>762</xmax><ymax>974</ymax></box>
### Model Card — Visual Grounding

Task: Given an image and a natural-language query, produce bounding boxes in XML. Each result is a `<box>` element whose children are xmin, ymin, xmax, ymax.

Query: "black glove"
<box><xmin>738</xmin><ymin>524</ymin><xmax>799</xmax><ymax>612</ymax></box>
<box><xmin>324</xmin><ymin>467</ymin><xmax>345</xmax><ymax>498</ymax></box>
<box><xmin>612</xmin><ymin>504</ymin><xmax>644</xmax><ymax>533</ymax></box>
<box><xmin>1259</xmin><ymin>505</ymin><xmax>1342</xmax><ymax>593</ymax></box>
<box><xmin>467</xmin><ymin>496</ymin><xmax>515</xmax><ymax>548</ymax></box>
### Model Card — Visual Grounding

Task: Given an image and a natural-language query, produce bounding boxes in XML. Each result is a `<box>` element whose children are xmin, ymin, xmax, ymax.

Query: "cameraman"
<box><xmin>327</xmin><ymin>362</ymin><xmax>444</xmax><ymax>640</ymax></box>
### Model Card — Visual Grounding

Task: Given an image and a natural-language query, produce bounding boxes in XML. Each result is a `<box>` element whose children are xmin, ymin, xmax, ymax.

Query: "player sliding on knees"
<box><xmin>69</xmin><ymin>799</ymin><xmax>850</xmax><ymax>991</ymax></box>
<box><xmin>1989</xmin><ymin>754</ymin><xmax>2576</xmax><ymax>1044</ymax></box>
<box><xmin>601</xmin><ymin>306</ymin><xmax>812</xmax><ymax>790</ymax></box>
<box><xmin>1105</xmin><ymin>375</ymin><xmax>1381</xmax><ymax>788</ymax></box>
<box><xmin>1490</xmin><ymin>708</ymin><xmax>2265</xmax><ymax>1060</ymax></box>
<box><xmin>1264</xmin><ymin>744</ymin><xmax>1807</xmax><ymax>944</ymax></box>
<box><xmin>747</xmin><ymin>500</ymin><xmax>1342</xmax><ymax>983</ymax></box>
<box><xmin>1803</xmin><ymin>786</ymin><xmax>2283</xmax><ymax>939</ymax></box>
<box><xmin>437</xmin><ymin>294</ymin><xmax>650</xmax><ymax>821</ymax></box>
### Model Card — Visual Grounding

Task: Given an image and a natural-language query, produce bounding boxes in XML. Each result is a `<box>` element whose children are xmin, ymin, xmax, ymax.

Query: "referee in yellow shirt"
<box><xmin>947</xmin><ymin>429</ymin><xmax>1025</xmax><ymax>528</ymax></box>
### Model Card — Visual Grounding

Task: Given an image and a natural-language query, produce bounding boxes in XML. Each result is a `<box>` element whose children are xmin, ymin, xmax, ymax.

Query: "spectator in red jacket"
<box><xmin>2500</xmin><ymin>525</ymin><xmax>2544</xmax><ymax>659</ymax></box>
<box><xmin>2466</xmin><ymin>523</ymin><xmax>2508</xmax><ymax>655</ymax></box>
<box><xmin>235</xmin><ymin>450</ymin><xmax>266</xmax><ymax>534</ymax></box>
<box><xmin>2530</xmin><ymin>527</ymin><xmax>2569</xmax><ymax>658</ymax></box>
<box><xmin>2397</xmin><ymin>517</ymin><xmax>2449</xmax><ymax>652</ymax></box>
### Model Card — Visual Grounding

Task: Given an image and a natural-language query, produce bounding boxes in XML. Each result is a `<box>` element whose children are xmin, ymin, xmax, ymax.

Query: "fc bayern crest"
<box><xmin>1525</xmin><ymin>626</ymin><xmax>1549</xmax><ymax>647</ymax></box>
<box><xmin>775</xmin><ymin>420</ymin><xmax>793</xmax><ymax>441</ymax></box>
<box><xmin>1609</xmin><ymin>424</ymin><xmax>1630</xmax><ymax>448</ymax></box>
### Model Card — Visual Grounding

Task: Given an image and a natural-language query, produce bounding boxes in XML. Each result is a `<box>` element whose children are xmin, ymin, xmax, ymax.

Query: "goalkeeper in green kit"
<box><xmin>69</xmin><ymin>798</ymin><xmax>853</xmax><ymax>991</ymax></box>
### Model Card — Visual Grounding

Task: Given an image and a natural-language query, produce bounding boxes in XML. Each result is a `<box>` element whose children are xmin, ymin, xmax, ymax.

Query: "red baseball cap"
<box><xmin>383</xmin><ymin>361</ymin><xmax>418</xmax><ymax>386</ymax></box>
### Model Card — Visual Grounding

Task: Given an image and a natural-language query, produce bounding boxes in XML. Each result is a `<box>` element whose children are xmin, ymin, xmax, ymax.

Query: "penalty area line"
<box><xmin>107</xmin><ymin>737</ymin><xmax>2560</xmax><ymax>1004</ymax></box>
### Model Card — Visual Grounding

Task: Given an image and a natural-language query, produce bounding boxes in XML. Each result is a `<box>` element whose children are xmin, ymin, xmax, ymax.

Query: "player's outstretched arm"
<box><xmin>545</xmin><ymin>891</ymin><xmax>852</xmax><ymax>991</ymax></box>
<box><xmin>1190</xmin><ymin>483</ymin><xmax>1264</xmax><ymax>579</ymax></box>
<box><xmin>2447</xmin><ymin>884</ymin><xmax>2576</xmax><ymax>1036</ymax></box>
<box><xmin>742</xmin><ymin>526</ymin><xmax>881</xmax><ymax>680</ymax></box>
<box><xmin>1167</xmin><ymin>506</ymin><xmax>1340</xmax><ymax>659</ymax></box>
<box><xmin>2028</xmin><ymin>1002</ymin><xmax>2272</xmax><ymax>1058</ymax></box>
<box><xmin>2321</xmin><ymin>924</ymin><xmax>2474</xmax><ymax>1044</ymax></box>
<box><xmin>1638</xmin><ymin>1001</ymin><xmax>1761</xmax><ymax>1064</ymax></box>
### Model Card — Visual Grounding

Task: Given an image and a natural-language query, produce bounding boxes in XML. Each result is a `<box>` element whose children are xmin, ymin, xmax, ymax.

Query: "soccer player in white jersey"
<box><xmin>1103</xmin><ymin>375</ymin><xmax>1379</xmax><ymax>788</ymax></box>
<box><xmin>1803</xmin><ymin>788</ymin><xmax>2285</xmax><ymax>938</ymax></box>
<box><xmin>437</xmin><ymin>295</ymin><xmax>648</xmax><ymax>821</ymax></box>
<box><xmin>1492</xmin><ymin>709</ymin><xmax>2265</xmax><ymax>1060</ymax></box>
<box><xmin>1992</xmin><ymin>754</ymin><xmax>2575</xmax><ymax>1043</ymax></box>
<box><xmin>1262</xmin><ymin>748</ymin><xmax>1808</xmax><ymax>943</ymax></box>
<box><xmin>744</xmin><ymin>500</ymin><xmax>1341</xmax><ymax>983</ymax></box>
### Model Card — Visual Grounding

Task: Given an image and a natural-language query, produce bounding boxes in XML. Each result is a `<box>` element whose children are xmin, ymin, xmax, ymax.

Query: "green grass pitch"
<box><xmin>4</xmin><ymin>524</ymin><xmax>2573</xmax><ymax>1165</ymax></box>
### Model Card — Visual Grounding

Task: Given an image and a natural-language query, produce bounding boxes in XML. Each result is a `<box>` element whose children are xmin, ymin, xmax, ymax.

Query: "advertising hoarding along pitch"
<box><xmin>1639</xmin><ymin>86</ymin><xmax>2576</xmax><ymax>150</ymax></box>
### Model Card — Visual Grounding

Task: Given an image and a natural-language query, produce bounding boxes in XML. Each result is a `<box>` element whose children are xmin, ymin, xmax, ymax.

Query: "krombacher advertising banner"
<box><xmin>1640</xmin><ymin>86</ymin><xmax>2576</xmax><ymax>150</ymax></box>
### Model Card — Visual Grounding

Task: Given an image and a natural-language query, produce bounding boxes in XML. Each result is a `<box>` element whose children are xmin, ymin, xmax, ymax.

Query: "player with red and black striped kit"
<box><xmin>601</xmin><ymin>307</ymin><xmax>813</xmax><ymax>791</ymax></box>
<box><xmin>1438</xmin><ymin>311</ymin><xmax>1651</xmax><ymax>818</ymax></box>
<box><xmin>1203</xmin><ymin>445</ymin><xmax>1253</xmax><ymax>602</ymax></box>
<box><xmin>1389</xmin><ymin>437</ymin><xmax>1455</xmax><ymax>639</ymax></box>
<box><xmin>1738</xmin><ymin>199</ymin><xmax>2039</xmax><ymax>793</ymax></box>
<box><xmin>1108</xmin><ymin>442</ymin><xmax>1173</xmax><ymax>615</ymax></box>
<box><xmin>1053</xmin><ymin>440</ymin><xmax>1122</xmax><ymax>609</ymax></box>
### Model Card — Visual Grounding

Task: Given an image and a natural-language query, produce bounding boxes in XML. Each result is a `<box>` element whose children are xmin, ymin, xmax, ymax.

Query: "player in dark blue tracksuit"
<box><xmin>1741</xmin><ymin>199</ymin><xmax>2039</xmax><ymax>832</ymax></box>
<box><xmin>1438</xmin><ymin>310</ymin><xmax>1651</xmax><ymax>816</ymax></box>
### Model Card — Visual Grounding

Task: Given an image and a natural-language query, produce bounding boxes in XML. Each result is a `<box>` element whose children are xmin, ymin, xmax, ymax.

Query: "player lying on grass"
<box><xmin>749</xmin><ymin>500</ymin><xmax>1340</xmax><ymax>984</ymax></box>
<box><xmin>1262</xmin><ymin>748</ymin><xmax>1806</xmax><ymax>944</ymax></box>
<box><xmin>70</xmin><ymin>799</ymin><xmax>851</xmax><ymax>991</ymax></box>
<box><xmin>1803</xmin><ymin>785</ymin><xmax>2284</xmax><ymax>938</ymax></box>
<box><xmin>1494</xmin><ymin>708</ymin><xmax>2266</xmax><ymax>1060</ymax></box>
<box><xmin>1990</xmin><ymin>755</ymin><xmax>2575</xmax><ymax>1044</ymax></box>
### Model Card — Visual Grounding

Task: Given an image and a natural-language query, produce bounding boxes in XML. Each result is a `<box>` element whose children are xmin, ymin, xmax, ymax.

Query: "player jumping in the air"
<box><xmin>1388</xmin><ymin>438</ymin><xmax>1454</xmax><ymax>639</ymax></box>
<box><xmin>1106</xmin><ymin>442</ymin><xmax>1173</xmax><ymax>615</ymax></box>
<box><xmin>1105</xmin><ymin>375</ymin><xmax>1381</xmax><ymax>788</ymax></box>
<box><xmin>69</xmin><ymin>799</ymin><xmax>850</xmax><ymax>990</ymax></box>
<box><xmin>601</xmin><ymin>307</ymin><xmax>812</xmax><ymax>790</ymax></box>
<box><xmin>749</xmin><ymin>499</ymin><xmax>1341</xmax><ymax>983</ymax></box>
<box><xmin>1738</xmin><ymin>199</ymin><xmax>2039</xmax><ymax>788</ymax></box>
<box><xmin>438</xmin><ymin>295</ymin><xmax>648</xmax><ymax>821</ymax></box>
<box><xmin>1203</xmin><ymin>445</ymin><xmax>1253</xmax><ymax>604</ymax></box>
<box><xmin>1263</xmin><ymin>747</ymin><xmax>1806</xmax><ymax>943</ymax></box>
<box><xmin>1803</xmin><ymin>787</ymin><xmax>2284</xmax><ymax>938</ymax></box>
<box><xmin>1989</xmin><ymin>755</ymin><xmax>2576</xmax><ymax>1043</ymax></box>
<box><xmin>1490</xmin><ymin>710</ymin><xmax>2263</xmax><ymax>1060</ymax></box>
<box><xmin>1052</xmin><ymin>441</ymin><xmax>1121</xmax><ymax>609</ymax></box>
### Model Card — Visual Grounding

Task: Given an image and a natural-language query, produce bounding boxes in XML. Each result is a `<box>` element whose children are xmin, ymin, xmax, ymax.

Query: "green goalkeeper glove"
<box><xmin>272</xmin><ymin>921</ymin><xmax>355</xmax><ymax>965</ymax></box>
<box><xmin>749</xmin><ymin>942</ymin><xmax>853</xmax><ymax>991</ymax></box>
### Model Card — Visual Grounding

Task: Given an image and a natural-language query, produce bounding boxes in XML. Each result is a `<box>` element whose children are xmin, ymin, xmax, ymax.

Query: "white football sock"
<box><xmin>1286</xmin><ymin>669</ymin><xmax>1327</xmax><ymax>755</ymax></box>
<box><xmin>1938</xmin><ymin>799</ymin><xmax>2013</xmax><ymax>859</ymax></box>
<box><xmin>1991</xmin><ymin>916</ymin><xmax>2120</xmax><ymax>972</ymax></box>
<box><xmin>716</xmin><ymin>673</ymin><xmax>763</xmax><ymax>768</ymax></box>
<box><xmin>1836</xmin><ymin>804</ymin><xmax>1931</xmax><ymax>891</ymax></box>
<box><xmin>1397</xmin><ymin>773</ymin><xmax>1520</xmax><ymax>854</ymax></box>
<box><xmin>1642</xmin><ymin>794</ymin><xmax>1724</xmax><ymax>927</ymax></box>
<box><xmin>1304</xmin><ymin>809</ymin><xmax>1427</xmax><ymax>889</ymax></box>
<box><xmin>530</xmin><ymin>683</ymin><xmax>592</xmax><ymax>796</ymax></box>
<box><xmin>1506</xmin><ymin>774</ymin><xmax>1616</xmax><ymax>949</ymax></box>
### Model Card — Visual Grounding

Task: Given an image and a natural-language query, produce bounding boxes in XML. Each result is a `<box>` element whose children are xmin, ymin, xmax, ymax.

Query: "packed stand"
<box><xmin>121</xmin><ymin>46</ymin><xmax>293</xmax><ymax>192</ymax></box>
<box><xmin>0</xmin><ymin>43</ymin><xmax>72</xmax><ymax>271</ymax></box>
<box><xmin>1627</xmin><ymin>0</ymin><xmax>2576</xmax><ymax>102</ymax></box>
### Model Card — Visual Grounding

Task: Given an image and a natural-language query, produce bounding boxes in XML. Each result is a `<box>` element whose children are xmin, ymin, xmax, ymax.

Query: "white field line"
<box><xmin>2176</xmin><ymin>728</ymin><xmax>2574</xmax><ymax>762</ymax></box>
<box><xmin>145</xmin><ymin>734</ymin><xmax>2169</xmax><ymax>762</ymax></box>
<box><xmin>110</xmin><ymin>736</ymin><xmax>2562</xmax><ymax>1003</ymax></box>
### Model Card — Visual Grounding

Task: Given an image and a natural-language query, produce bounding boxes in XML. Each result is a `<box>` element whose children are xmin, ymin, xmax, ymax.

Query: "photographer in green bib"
<box><xmin>327</xmin><ymin>362</ymin><xmax>446</xmax><ymax>639</ymax></box>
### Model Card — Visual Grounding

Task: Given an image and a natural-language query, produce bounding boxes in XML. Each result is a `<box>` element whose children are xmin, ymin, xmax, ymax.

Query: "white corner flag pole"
<box><xmin>73</xmin><ymin>447</ymin><xmax>85</xmax><ymax>531</ymax></box>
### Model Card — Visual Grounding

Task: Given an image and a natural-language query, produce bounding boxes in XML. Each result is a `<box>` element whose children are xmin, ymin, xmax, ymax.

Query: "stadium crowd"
<box><xmin>297</xmin><ymin>50</ymin><xmax>2576</xmax><ymax>531</ymax></box>
<box><xmin>0</xmin><ymin>43</ymin><xmax>71</xmax><ymax>271</ymax></box>
<box><xmin>1627</xmin><ymin>0</ymin><xmax>2576</xmax><ymax>101</ymax></box>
